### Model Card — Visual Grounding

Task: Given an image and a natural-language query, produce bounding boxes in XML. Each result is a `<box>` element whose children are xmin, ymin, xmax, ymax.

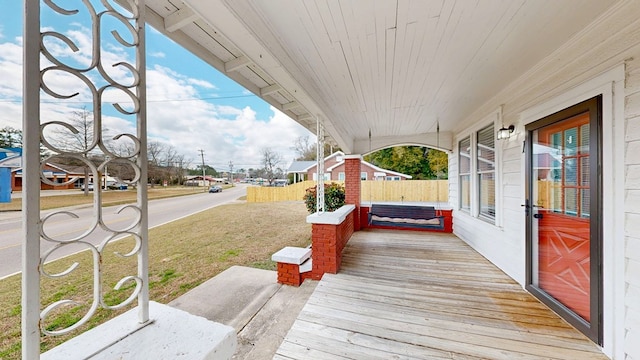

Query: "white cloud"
<box><xmin>187</xmin><ymin>78</ymin><xmax>216</xmax><ymax>89</ymax></box>
<box><xmin>149</xmin><ymin>51</ymin><xmax>165</xmax><ymax>58</ymax></box>
<box><xmin>142</xmin><ymin>65</ymin><xmax>312</xmax><ymax>170</ymax></box>
<box><xmin>0</xmin><ymin>34</ymin><xmax>313</xmax><ymax>173</ymax></box>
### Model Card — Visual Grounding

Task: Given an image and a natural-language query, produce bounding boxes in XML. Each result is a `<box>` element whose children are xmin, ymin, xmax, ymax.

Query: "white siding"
<box><xmin>625</xmin><ymin>54</ymin><xmax>640</xmax><ymax>360</ymax></box>
<box><xmin>448</xmin><ymin>2</ymin><xmax>640</xmax><ymax>359</ymax></box>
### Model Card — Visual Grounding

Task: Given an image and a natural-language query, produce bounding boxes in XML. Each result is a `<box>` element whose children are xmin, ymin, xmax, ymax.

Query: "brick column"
<box><xmin>344</xmin><ymin>155</ymin><xmax>362</xmax><ymax>231</ymax></box>
<box><xmin>310</xmin><ymin>209</ymin><xmax>355</xmax><ymax>280</ymax></box>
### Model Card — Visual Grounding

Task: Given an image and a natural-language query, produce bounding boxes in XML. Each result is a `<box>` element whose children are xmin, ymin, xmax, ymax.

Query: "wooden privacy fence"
<box><xmin>246</xmin><ymin>181</ymin><xmax>316</xmax><ymax>202</ymax></box>
<box><xmin>246</xmin><ymin>180</ymin><xmax>448</xmax><ymax>203</ymax></box>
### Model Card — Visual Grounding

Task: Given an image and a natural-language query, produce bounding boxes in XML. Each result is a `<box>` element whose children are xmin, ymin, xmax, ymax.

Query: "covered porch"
<box><xmin>276</xmin><ymin>229</ymin><xmax>607</xmax><ymax>359</ymax></box>
<box><xmin>18</xmin><ymin>0</ymin><xmax>640</xmax><ymax>358</ymax></box>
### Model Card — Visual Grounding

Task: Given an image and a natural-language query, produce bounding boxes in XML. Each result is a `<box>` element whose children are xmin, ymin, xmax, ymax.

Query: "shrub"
<box><xmin>303</xmin><ymin>182</ymin><xmax>346</xmax><ymax>213</ymax></box>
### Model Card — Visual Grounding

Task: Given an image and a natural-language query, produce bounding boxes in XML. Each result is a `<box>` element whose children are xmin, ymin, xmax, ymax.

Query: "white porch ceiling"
<box><xmin>140</xmin><ymin>0</ymin><xmax>618</xmax><ymax>153</ymax></box>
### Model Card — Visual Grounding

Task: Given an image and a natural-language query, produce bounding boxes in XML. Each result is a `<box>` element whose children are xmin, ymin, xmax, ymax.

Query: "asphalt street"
<box><xmin>0</xmin><ymin>185</ymin><xmax>248</xmax><ymax>279</ymax></box>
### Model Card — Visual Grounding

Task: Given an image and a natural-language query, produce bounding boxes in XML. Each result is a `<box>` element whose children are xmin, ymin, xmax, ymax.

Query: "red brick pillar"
<box><xmin>344</xmin><ymin>155</ymin><xmax>362</xmax><ymax>231</ymax></box>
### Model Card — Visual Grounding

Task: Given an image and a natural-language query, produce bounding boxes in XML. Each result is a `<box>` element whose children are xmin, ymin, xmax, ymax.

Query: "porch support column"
<box><xmin>22</xmin><ymin>1</ymin><xmax>41</xmax><ymax>358</ymax></box>
<box><xmin>344</xmin><ymin>154</ymin><xmax>362</xmax><ymax>231</ymax></box>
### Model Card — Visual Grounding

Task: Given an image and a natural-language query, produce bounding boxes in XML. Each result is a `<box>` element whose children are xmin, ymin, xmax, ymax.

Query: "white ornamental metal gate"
<box><xmin>22</xmin><ymin>1</ymin><xmax>148</xmax><ymax>358</ymax></box>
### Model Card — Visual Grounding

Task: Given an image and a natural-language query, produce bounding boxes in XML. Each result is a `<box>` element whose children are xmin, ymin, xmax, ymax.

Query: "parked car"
<box><xmin>107</xmin><ymin>183</ymin><xmax>128</xmax><ymax>190</ymax></box>
<box><xmin>208</xmin><ymin>185</ymin><xmax>222</xmax><ymax>193</ymax></box>
<box><xmin>81</xmin><ymin>183</ymin><xmax>94</xmax><ymax>191</ymax></box>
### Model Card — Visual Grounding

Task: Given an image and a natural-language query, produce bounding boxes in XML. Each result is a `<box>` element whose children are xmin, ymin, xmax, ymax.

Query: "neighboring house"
<box><xmin>0</xmin><ymin>149</ymin><xmax>87</xmax><ymax>191</ymax></box>
<box><xmin>12</xmin><ymin>163</ymin><xmax>87</xmax><ymax>191</ymax></box>
<box><xmin>286</xmin><ymin>160</ymin><xmax>315</xmax><ymax>183</ymax></box>
<box><xmin>287</xmin><ymin>151</ymin><xmax>412</xmax><ymax>182</ymax></box>
<box><xmin>184</xmin><ymin>175</ymin><xmax>223</xmax><ymax>186</ymax></box>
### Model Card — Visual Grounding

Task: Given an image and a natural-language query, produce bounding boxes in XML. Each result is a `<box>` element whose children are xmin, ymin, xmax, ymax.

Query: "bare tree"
<box><xmin>292</xmin><ymin>135</ymin><xmax>315</xmax><ymax>160</ymax></box>
<box><xmin>147</xmin><ymin>141</ymin><xmax>165</xmax><ymax>187</ymax></box>
<box><xmin>51</xmin><ymin>108</ymin><xmax>106</xmax><ymax>195</ymax></box>
<box><xmin>51</xmin><ymin>108</ymin><xmax>104</xmax><ymax>154</ymax></box>
<box><xmin>146</xmin><ymin>141</ymin><xmax>190</xmax><ymax>186</ymax></box>
<box><xmin>292</xmin><ymin>135</ymin><xmax>339</xmax><ymax>161</ymax></box>
<box><xmin>171</xmin><ymin>154</ymin><xmax>191</xmax><ymax>185</ymax></box>
<box><xmin>261</xmin><ymin>147</ymin><xmax>284</xmax><ymax>185</ymax></box>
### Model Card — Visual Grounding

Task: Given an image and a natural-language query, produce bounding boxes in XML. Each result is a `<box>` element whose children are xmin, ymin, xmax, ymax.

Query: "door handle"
<box><xmin>533</xmin><ymin>213</ymin><xmax>543</xmax><ymax>219</ymax></box>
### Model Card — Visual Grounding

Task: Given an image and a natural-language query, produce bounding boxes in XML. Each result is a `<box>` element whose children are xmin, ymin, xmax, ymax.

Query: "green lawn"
<box><xmin>0</xmin><ymin>201</ymin><xmax>311</xmax><ymax>359</ymax></box>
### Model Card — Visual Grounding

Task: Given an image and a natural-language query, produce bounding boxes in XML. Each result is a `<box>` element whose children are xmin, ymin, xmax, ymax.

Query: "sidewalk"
<box><xmin>169</xmin><ymin>266</ymin><xmax>316</xmax><ymax>359</ymax></box>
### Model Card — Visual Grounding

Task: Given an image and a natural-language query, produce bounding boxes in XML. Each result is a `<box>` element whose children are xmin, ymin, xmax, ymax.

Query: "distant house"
<box><xmin>13</xmin><ymin>163</ymin><xmax>87</xmax><ymax>191</ymax></box>
<box><xmin>184</xmin><ymin>175</ymin><xmax>224</xmax><ymax>187</ymax></box>
<box><xmin>0</xmin><ymin>148</ymin><xmax>93</xmax><ymax>191</ymax></box>
<box><xmin>287</xmin><ymin>151</ymin><xmax>412</xmax><ymax>183</ymax></box>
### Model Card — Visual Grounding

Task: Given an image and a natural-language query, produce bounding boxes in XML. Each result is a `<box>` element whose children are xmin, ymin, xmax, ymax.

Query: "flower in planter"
<box><xmin>303</xmin><ymin>182</ymin><xmax>346</xmax><ymax>213</ymax></box>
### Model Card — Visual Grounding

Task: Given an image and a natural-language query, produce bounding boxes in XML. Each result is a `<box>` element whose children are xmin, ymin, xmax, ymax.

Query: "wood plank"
<box><xmin>305</xmin><ymin>293</ymin><xmax>598</xmax><ymax>351</ymax></box>
<box><xmin>275</xmin><ymin>229</ymin><xmax>608</xmax><ymax>360</ymax></box>
<box><xmin>297</xmin><ymin>308</ymin><xmax>548</xmax><ymax>360</ymax></box>
<box><xmin>315</xmin><ymin>276</ymin><xmax>565</xmax><ymax>317</ymax></box>
<box><xmin>277</xmin><ymin>341</ymin><xmax>349</xmax><ymax>360</ymax></box>
<box><xmin>287</xmin><ymin>320</ymin><xmax>464</xmax><ymax>360</ymax></box>
<box><xmin>299</xmin><ymin>303</ymin><xmax>604</xmax><ymax>360</ymax></box>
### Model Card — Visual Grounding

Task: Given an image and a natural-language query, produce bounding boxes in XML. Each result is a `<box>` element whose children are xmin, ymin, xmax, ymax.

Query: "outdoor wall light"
<box><xmin>497</xmin><ymin>125</ymin><xmax>515</xmax><ymax>140</ymax></box>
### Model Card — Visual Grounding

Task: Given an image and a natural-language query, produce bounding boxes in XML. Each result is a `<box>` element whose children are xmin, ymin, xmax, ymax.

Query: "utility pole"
<box><xmin>228</xmin><ymin>160</ymin><xmax>234</xmax><ymax>187</ymax></box>
<box><xmin>198</xmin><ymin>149</ymin><xmax>206</xmax><ymax>191</ymax></box>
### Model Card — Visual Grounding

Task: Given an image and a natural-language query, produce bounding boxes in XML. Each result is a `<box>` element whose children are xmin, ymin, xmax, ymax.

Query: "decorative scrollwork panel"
<box><xmin>37</xmin><ymin>0</ymin><xmax>147</xmax><ymax>336</ymax></box>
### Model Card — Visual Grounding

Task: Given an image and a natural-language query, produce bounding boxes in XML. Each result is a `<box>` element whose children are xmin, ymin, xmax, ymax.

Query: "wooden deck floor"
<box><xmin>274</xmin><ymin>229</ymin><xmax>608</xmax><ymax>360</ymax></box>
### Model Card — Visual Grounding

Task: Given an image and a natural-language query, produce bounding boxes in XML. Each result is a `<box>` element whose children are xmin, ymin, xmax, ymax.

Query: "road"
<box><xmin>0</xmin><ymin>185</ymin><xmax>247</xmax><ymax>279</ymax></box>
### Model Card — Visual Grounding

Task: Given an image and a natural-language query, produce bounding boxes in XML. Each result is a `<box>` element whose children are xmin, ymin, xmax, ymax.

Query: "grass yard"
<box><xmin>0</xmin><ymin>187</ymin><xmax>207</xmax><ymax>212</ymax></box>
<box><xmin>0</xmin><ymin>201</ymin><xmax>311</xmax><ymax>359</ymax></box>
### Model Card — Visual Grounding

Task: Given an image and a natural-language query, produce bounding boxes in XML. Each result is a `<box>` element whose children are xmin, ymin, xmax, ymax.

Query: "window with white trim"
<box><xmin>477</xmin><ymin>124</ymin><xmax>495</xmax><ymax>220</ymax></box>
<box><xmin>312</xmin><ymin>173</ymin><xmax>331</xmax><ymax>181</ymax></box>
<box><xmin>338</xmin><ymin>172</ymin><xmax>345</xmax><ymax>181</ymax></box>
<box><xmin>458</xmin><ymin>122</ymin><xmax>498</xmax><ymax>224</ymax></box>
<box><xmin>459</xmin><ymin>137</ymin><xmax>471</xmax><ymax>212</ymax></box>
<box><xmin>361</xmin><ymin>172</ymin><xmax>368</xmax><ymax>180</ymax></box>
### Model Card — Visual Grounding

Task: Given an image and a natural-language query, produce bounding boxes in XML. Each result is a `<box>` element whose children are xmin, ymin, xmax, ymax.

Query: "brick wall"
<box><xmin>276</xmin><ymin>262</ymin><xmax>313</xmax><ymax>287</ymax></box>
<box><xmin>311</xmin><ymin>210</ymin><xmax>355</xmax><ymax>280</ymax></box>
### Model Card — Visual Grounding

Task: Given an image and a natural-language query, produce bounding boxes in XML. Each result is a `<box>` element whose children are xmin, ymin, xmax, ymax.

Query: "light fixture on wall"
<box><xmin>497</xmin><ymin>125</ymin><xmax>515</xmax><ymax>140</ymax></box>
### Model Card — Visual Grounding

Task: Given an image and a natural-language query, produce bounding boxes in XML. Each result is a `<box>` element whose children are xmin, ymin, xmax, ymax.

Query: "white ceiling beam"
<box><xmin>297</xmin><ymin>114</ymin><xmax>312</xmax><ymax>121</ymax></box>
<box><xmin>260</xmin><ymin>84</ymin><xmax>282</xmax><ymax>97</ymax></box>
<box><xmin>224</xmin><ymin>56</ymin><xmax>251</xmax><ymax>73</ymax></box>
<box><xmin>282</xmin><ymin>101</ymin><xmax>301</xmax><ymax>111</ymax></box>
<box><xmin>165</xmin><ymin>7</ymin><xmax>199</xmax><ymax>32</ymax></box>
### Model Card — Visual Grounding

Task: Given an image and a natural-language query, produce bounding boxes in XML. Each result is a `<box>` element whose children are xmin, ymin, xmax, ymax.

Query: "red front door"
<box><xmin>526</xmin><ymin>97</ymin><xmax>601</xmax><ymax>343</ymax></box>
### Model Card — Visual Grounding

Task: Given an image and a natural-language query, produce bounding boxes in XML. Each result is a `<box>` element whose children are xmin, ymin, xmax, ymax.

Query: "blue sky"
<box><xmin>0</xmin><ymin>1</ymin><xmax>312</xmax><ymax>171</ymax></box>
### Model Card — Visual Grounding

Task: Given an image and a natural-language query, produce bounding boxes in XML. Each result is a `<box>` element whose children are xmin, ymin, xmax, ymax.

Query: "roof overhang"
<box><xmin>135</xmin><ymin>0</ymin><xmax>620</xmax><ymax>154</ymax></box>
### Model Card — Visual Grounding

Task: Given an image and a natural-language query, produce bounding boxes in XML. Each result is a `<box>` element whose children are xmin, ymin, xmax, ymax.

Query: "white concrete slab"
<box><xmin>306</xmin><ymin>204</ymin><xmax>355</xmax><ymax>225</ymax></box>
<box><xmin>169</xmin><ymin>266</ymin><xmax>280</xmax><ymax>332</ymax></box>
<box><xmin>235</xmin><ymin>279</ymin><xmax>317</xmax><ymax>360</ymax></box>
<box><xmin>42</xmin><ymin>301</ymin><xmax>236</xmax><ymax>360</ymax></box>
<box><xmin>271</xmin><ymin>246</ymin><xmax>311</xmax><ymax>265</ymax></box>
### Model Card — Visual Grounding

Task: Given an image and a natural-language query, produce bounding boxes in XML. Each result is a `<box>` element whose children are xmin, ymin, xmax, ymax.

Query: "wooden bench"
<box><xmin>368</xmin><ymin>204</ymin><xmax>445</xmax><ymax>230</ymax></box>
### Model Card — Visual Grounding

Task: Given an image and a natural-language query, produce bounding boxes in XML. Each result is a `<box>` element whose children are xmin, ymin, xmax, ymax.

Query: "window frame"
<box><xmin>476</xmin><ymin>124</ymin><xmax>496</xmax><ymax>222</ymax></box>
<box><xmin>360</xmin><ymin>172</ymin><xmax>368</xmax><ymax>180</ymax></box>
<box><xmin>456</xmin><ymin>109</ymin><xmax>503</xmax><ymax>227</ymax></box>
<box><xmin>459</xmin><ymin>136</ymin><xmax>472</xmax><ymax>213</ymax></box>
